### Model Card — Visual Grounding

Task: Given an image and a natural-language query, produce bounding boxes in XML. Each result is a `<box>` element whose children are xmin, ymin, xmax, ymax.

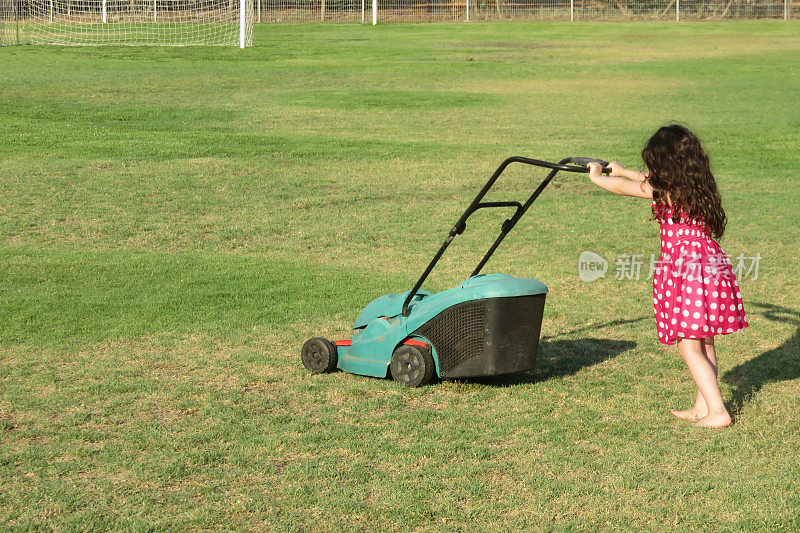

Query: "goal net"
<box><xmin>0</xmin><ymin>0</ymin><xmax>254</xmax><ymax>46</ymax></box>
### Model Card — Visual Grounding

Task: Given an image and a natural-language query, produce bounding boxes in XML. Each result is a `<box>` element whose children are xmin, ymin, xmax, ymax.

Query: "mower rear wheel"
<box><xmin>301</xmin><ymin>337</ymin><xmax>337</xmax><ymax>374</ymax></box>
<box><xmin>390</xmin><ymin>344</ymin><xmax>434</xmax><ymax>387</ymax></box>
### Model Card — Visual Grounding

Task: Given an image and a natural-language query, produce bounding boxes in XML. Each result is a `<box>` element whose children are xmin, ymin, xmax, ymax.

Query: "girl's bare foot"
<box><xmin>670</xmin><ymin>407</ymin><xmax>705</xmax><ymax>421</ymax></box>
<box><xmin>692</xmin><ymin>412</ymin><xmax>732</xmax><ymax>428</ymax></box>
<box><xmin>671</xmin><ymin>390</ymin><xmax>709</xmax><ymax>421</ymax></box>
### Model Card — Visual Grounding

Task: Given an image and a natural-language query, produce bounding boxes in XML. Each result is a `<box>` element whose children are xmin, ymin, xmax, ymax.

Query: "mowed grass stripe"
<box><xmin>0</xmin><ymin>246</ymin><xmax>421</xmax><ymax>348</ymax></box>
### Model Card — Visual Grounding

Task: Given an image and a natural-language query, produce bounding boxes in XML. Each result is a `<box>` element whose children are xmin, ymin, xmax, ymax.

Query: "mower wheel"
<box><xmin>301</xmin><ymin>337</ymin><xmax>337</xmax><ymax>374</ymax></box>
<box><xmin>390</xmin><ymin>344</ymin><xmax>434</xmax><ymax>387</ymax></box>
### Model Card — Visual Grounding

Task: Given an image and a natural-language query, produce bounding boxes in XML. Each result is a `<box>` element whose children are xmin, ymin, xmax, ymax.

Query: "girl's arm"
<box><xmin>607</xmin><ymin>161</ymin><xmax>648</xmax><ymax>182</ymax></box>
<box><xmin>587</xmin><ymin>162</ymin><xmax>653</xmax><ymax>199</ymax></box>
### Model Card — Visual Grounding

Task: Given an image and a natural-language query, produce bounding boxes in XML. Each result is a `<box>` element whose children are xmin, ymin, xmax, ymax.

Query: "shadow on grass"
<box><xmin>540</xmin><ymin>316</ymin><xmax>651</xmax><ymax>342</ymax></box>
<box><xmin>463</xmin><ymin>337</ymin><xmax>637</xmax><ymax>387</ymax></box>
<box><xmin>722</xmin><ymin>302</ymin><xmax>800</xmax><ymax>416</ymax></box>
<box><xmin>460</xmin><ymin>315</ymin><xmax>649</xmax><ymax>386</ymax></box>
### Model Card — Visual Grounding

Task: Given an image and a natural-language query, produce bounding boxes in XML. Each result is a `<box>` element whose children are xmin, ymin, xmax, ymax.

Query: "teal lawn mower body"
<box><xmin>336</xmin><ymin>274</ymin><xmax>549</xmax><ymax>380</ymax></box>
<box><xmin>301</xmin><ymin>156</ymin><xmax>610</xmax><ymax>386</ymax></box>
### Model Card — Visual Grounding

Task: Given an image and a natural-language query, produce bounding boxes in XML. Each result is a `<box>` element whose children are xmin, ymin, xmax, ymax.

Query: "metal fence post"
<box><xmin>570</xmin><ymin>0</ymin><xmax>573</xmax><ymax>20</ymax></box>
<box><xmin>676</xmin><ymin>0</ymin><xmax>679</xmax><ymax>21</ymax></box>
<box><xmin>14</xmin><ymin>0</ymin><xmax>19</xmax><ymax>44</ymax></box>
<box><xmin>372</xmin><ymin>0</ymin><xmax>376</xmax><ymax>24</ymax></box>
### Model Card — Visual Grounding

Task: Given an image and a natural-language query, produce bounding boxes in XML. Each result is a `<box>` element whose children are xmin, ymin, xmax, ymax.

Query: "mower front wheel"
<box><xmin>301</xmin><ymin>337</ymin><xmax>337</xmax><ymax>374</ymax></box>
<box><xmin>390</xmin><ymin>344</ymin><xmax>434</xmax><ymax>387</ymax></box>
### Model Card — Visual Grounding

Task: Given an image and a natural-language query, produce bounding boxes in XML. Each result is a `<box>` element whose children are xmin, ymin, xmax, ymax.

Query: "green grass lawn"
<box><xmin>1</xmin><ymin>21</ymin><xmax>799</xmax><ymax>530</ymax></box>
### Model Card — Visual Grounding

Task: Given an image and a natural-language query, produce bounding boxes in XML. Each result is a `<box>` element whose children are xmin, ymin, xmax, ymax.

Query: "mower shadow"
<box><xmin>540</xmin><ymin>316</ymin><xmax>650</xmax><ymax>342</ymax></box>
<box><xmin>462</xmin><ymin>337</ymin><xmax>637</xmax><ymax>387</ymax></box>
<box><xmin>722</xmin><ymin>302</ymin><xmax>800</xmax><ymax>417</ymax></box>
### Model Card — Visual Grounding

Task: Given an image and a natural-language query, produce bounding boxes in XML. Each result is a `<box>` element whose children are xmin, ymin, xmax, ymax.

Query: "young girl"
<box><xmin>587</xmin><ymin>125</ymin><xmax>748</xmax><ymax>428</ymax></box>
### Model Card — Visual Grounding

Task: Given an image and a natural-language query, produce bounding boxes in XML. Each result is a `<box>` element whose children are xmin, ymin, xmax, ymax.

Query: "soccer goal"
<box><xmin>0</xmin><ymin>0</ymin><xmax>254</xmax><ymax>46</ymax></box>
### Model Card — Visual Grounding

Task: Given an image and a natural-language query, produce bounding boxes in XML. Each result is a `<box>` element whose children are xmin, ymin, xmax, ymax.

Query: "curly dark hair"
<box><xmin>642</xmin><ymin>124</ymin><xmax>727</xmax><ymax>239</ymax></box>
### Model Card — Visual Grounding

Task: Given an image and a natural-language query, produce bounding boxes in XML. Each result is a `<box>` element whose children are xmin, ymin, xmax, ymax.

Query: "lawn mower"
<box><xmin>301</xmin><ymin>156</ymin><xmax>610</xmax><ymax>386</ymax></box>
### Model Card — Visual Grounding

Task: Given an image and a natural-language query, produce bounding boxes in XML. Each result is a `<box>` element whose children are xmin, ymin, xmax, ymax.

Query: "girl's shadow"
<box><xmin>722</xmin><ymin>302</ymin><xmax>800</xmax><ymax>415</ymax></box>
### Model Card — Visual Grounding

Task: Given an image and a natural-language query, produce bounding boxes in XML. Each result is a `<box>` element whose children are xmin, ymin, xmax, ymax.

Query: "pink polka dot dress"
<box><xmin>652</xmin><ymin>201</ymin><xmax>748</xmax><ymax>345</ymax></box>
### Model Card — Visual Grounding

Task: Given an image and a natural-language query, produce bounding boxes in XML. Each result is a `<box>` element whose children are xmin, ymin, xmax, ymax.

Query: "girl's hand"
<box><xmin>587</xmin><ymin>162</ymin><xmax>603</xmax><ymax>181</ymax></box>
<box><xmin>607</xmin><ymin>161</ymin><xmax>626</xmax><ymax>178</ymax></box>
<box><xmin>586</xmin><ymin>162</ymin><xmax>653</xmax><ymax>198</ymax></box>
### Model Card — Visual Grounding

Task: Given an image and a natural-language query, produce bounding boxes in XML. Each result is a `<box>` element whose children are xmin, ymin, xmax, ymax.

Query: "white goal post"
<box><xmin>0</xmin><ymin>0</ymin><xmax>253</xmax><ymax>46</ymax></box>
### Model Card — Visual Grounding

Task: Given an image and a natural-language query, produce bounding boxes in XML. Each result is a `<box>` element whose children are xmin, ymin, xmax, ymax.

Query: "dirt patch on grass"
<box><xmin>485</xmin><ymin>41</ymin><xmax>561</xmax><ymax>49</ymax></box>
<box><xmin>0</xmin><ymin>401</ymin><xmax>19</xmax><ymax>432</ymax></box>
<box><xmin>448</xmin><ymin>41</ymin><xmax>564</xmax><ymax>50</ymax></box>
<box><xmin>459</xmin><ymin>75</ymin><xmax>679</xmax><ymax>96</ymax></box>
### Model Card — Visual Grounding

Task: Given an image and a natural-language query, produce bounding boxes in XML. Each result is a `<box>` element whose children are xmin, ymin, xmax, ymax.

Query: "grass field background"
<box><xmin>2</xmin><ymin>21</ymin><xmax>799</xmax><ymax>530</ymax></box>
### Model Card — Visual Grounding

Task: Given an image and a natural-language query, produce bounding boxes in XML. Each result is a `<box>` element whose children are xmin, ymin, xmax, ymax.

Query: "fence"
<box><xmin>259</xmin><ymin>0</ymin><xmax>797</xmax><ymax>21</ymax></box>
<box><xmin>1</xmin><ymin>0</ymin><xmax>795</xmax><ymax>47</ymax></box>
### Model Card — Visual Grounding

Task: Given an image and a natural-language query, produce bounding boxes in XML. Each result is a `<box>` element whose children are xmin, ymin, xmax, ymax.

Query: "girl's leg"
<box><xmin>670</xmin><ymin>337</ymin><xmax>717</xmax><ymax>420</ymax></box>
<box><xmin>698</xmin><ymin>337</ymin><xmax>718</xmax><ymax>413</ymax></box>
<box><xmin>675</xmin><ymin>337</ymin><xmax>731</xmax><ymax>428</ymax></box>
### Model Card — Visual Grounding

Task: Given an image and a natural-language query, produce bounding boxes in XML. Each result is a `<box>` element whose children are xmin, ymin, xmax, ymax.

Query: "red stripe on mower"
<box><xmin>334</xmin><ymin>340</ymin><xmax>352</xmax><ymax>346</ymax></box>
<box><xmin>403</xmin><ymin>339</ymin><xmax>428</xmax><ymax>348</ymax></box>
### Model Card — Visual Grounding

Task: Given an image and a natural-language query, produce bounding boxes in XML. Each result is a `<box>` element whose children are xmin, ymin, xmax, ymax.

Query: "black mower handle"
<box><xmin>563</xmin><ymin>157</ymin><xmax>611</xmax><ymax>172</ymax></box>
<box><xmin>401</xmin><ymin>156</ymin><xmax>609</xmax><ymax>317</ymax></box>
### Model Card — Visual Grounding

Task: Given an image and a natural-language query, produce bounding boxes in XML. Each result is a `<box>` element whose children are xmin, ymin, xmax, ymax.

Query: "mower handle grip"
<box><xmin>558</xmin><ymin>157</ymin><xmax>611</xmax><ymax>173</ymax></box>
